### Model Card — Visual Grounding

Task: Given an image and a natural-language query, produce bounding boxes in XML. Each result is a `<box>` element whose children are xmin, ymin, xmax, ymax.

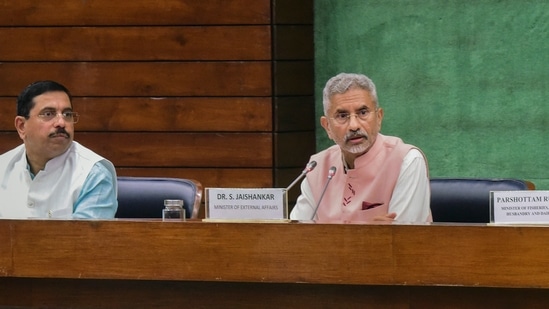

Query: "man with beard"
<box><xmin>290</xmin><ymin>73</ymin><xmax>431</xmax><ymax>223</ymax></box>
<box><xmin>0</xmin><ymin>80</ymin><xmax>117</xmax><ymax>219</ymax></box>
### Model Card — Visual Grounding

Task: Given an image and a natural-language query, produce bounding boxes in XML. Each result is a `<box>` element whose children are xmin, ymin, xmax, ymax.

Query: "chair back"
<box><xmin>430</xmin><ymin>178</ymin><xmax>533</xmax><ymax>223</ymax></box>
<box><xmin>116</xmin><ymin>177</ymin><xmax>203</xmax><ymax>219</ymax></box>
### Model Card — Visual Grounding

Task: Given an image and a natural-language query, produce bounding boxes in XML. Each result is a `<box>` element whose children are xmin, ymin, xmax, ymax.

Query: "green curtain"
<box><xmin>315</xmin><ymin>0</ymin><xmax>549</xmax><ymax>189</ymax></box>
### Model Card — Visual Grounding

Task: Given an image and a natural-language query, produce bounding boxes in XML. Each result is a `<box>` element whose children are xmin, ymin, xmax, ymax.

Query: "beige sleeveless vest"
<box><xmin>308</xmin><ymin>134</ymin><xmax>415</xmax><ymax>222</ymax></box>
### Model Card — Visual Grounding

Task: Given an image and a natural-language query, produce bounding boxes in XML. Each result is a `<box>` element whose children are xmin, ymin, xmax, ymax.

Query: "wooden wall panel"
<box><xmin>76</xmin><ymin>132</ymin><xmax>272</xmax><ymax>168</ymax></box>
<box><xmin>273</xmin><ymin>61</ymin><xmax>314</xmax><ymax>96</ymax></box>
<box><xmin>274</xmin><ymin>96</ymin><xmax>315</xmax><ymax>132</ymax></box>
<box><xmin>271</xmin><ymin>0</ymin><xmax>315</xmax><ymax>204</ymax></box>
<box><xmin>274</xmin><ymin>132</ymin><xmax>316</xmax><ymax>167</ymax></box>
<box><xmin>272</xmin><ymin>0</ymin><xmax>314</xmax><ymax>24</ymax></box>
<box><xmin>0</xmin><ymin>132</ymin><xmax>273</xmax><ymax>168</ymax></box>
<box><xmin>0</xmin><ymin>97</ymin><xmax>272</xmax><ymax>132</ymax></box>
<box><xmin>0</xmin><ymin>27</ymin><xmax>271</xmax><ymax>61</ymax></box>
<box><xmin>0</xmin><ymin>62</ymin><xmax>271</xmax><ymax>97</ymax></box>
<box><xmin>273</xmin><ymin>26</ymin><xmax>314</xmax><ymax>60</ymax></box>
<box><xmin>0</xmin><ymin>221</ymin><xmax>9</xmax><ymax>275</ymax></box>
<box><xmin>0</xmin><ymin>0</ymin><xmax>315</xmax><ymax>209</ymax></box>
<box><xmin>117</xmin><ymin>168</ymin><xmax>273</xmax><ymax>189</ymax></box>
<box><xmin>0</xmin><ymin>0</ymin><xmax>271</xmax><ymax>26</ymax></box>
<box><xmin>0</xmin><ymin>133</ymin><xmax>268</xmax><ymax>169</ymax></box>
<box><xmin>0</xmin><ymin>133</ymin><xmax>20</xmax><ymax>152</ymax></box>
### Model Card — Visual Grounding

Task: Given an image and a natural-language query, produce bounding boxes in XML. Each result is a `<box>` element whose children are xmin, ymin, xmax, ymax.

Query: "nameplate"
<box><xmin>490</xmin><ymin>190</ymin><xmax>549</xmax><ymax>224</ymax></box>
<box><xmin>204</xmin><ymin>188</ymin><xmax>288</xmax><ymax>221</ymax></box>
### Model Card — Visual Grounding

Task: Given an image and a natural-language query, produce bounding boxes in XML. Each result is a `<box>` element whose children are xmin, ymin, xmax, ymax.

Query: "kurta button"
<box><xmin>27</xmin><ymin>201</ymin><xmax>35</xmax><ymax>208</ymax></box>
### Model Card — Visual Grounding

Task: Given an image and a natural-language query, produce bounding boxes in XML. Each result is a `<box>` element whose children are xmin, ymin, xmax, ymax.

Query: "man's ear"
<box><xmin>376</xmin><ymin>108</ymin><xmax>384</xmax><ymax>128</ymax></box>
<box><xmin>320</xmin><ymin>116</ymin><xmax>333</xmax><ymax>140</ymax></box>
<box><xmin>15</xmin><ymin>116</ymin><xmax>27</xmax><ymax>140</ymax></box>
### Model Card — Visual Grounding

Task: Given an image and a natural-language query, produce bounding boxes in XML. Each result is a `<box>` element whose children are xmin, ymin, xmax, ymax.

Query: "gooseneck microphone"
<box><xmin>311</xmin><ymin>166</ymin><xmax>337</xmax><ymax>220</ymax></box>
<box><xmin>285</xmin><ymin>160</ymin><xmax>317</xmax><ymax>192</ymax></box>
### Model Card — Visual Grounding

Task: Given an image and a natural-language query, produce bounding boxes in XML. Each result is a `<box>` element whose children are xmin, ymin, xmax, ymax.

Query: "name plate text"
<box><xmin>491</xmin><ymin>190</ymin><xmax>549</xmax><ymax>224</ymax></box>
<box><xmin>205</xmin><ymin>188</ymin><xmax>287</xmax><ymax>221</ymax></box>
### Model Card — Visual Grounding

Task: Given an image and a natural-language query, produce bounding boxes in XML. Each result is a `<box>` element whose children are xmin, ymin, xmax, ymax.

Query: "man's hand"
<box><xmin>372</xmin><ymin>212</ymin><xmax>397</xmax><ymax>222</ymax></box>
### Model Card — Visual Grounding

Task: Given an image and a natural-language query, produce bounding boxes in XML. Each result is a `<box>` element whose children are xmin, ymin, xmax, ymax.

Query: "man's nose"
<box><xmin>52</xmin><ymin>114</ymin><xmax>66</xmax><ymax>126</ymax></box>
<box><xmin>348</xmin><ymin>114</ymin><xmax>361</xmax><ymax>129</ymax></box>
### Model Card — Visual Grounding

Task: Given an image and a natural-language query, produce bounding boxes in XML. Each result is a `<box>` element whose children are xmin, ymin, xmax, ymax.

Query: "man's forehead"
<box><xmin>32</xmin><ymin>91</ymin><xmax>71</xmax><ymax>107</ymax></box>
<box><xmin>330</xmin><ymin>89</ymin><xmax>375</xmax><ymax>109</ymax></box>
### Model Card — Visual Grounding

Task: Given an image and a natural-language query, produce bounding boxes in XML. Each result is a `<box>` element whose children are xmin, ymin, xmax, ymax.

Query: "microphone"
<box><xmin>285</xmin><ymin>160</ymin><xmax>317</xmax><ymax>192</ymax></box>
<box><xmin>311</xmin><ymin>166</ymin><xmax>337</xmax><ymax>220</ymax></box>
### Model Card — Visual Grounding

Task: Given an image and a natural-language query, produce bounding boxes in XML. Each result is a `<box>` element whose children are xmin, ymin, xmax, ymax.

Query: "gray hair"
<box><xmin>322</xmin><ymin>73</ymin><xmax>379</xmax><ymax>115</ymax></box>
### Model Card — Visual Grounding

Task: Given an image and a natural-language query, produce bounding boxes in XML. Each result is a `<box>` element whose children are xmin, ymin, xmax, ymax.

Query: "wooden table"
<box><xmin>1</xmin><ymin>219</ymin><xmax>549</xmax><ymax>308</ymax></box>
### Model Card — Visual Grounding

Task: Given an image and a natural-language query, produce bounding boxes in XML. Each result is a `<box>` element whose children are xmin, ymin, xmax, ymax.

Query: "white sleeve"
<box><xmin>289</xmin><ymin>178</ymin><xmax>316</xmax><ymax>220</ymax></box>
<box><xmin>388</xmin><ymin>149</ymin><xmax>431</xmax><ymax>223</ymax></box>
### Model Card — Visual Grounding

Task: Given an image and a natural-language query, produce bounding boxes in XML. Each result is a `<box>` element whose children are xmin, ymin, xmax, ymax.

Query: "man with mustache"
<box><xmin>0</xmin><ymin>80</ymin><xmax>117</xmax><ymax>219</ymax></box>
<box><xmin>290</xmin><ymin>73</ymin><xmax>431</xmax><ymax>223</ymax></box>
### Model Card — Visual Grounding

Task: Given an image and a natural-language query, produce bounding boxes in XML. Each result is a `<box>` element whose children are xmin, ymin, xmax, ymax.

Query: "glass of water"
<box><xmin>162</xmin><ymin>199</ymin><xmax>185</xmax><ymax>221</ymax></box>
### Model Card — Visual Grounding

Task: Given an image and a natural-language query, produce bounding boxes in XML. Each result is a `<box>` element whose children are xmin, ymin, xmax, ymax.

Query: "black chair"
<box><xmin>116</xmin><ymin>177</ymin><xmax>203</xmax><ymax>219</ymax></box>
<box><xmin>430</xmin><ymin>178</ymin><xmax>535</xmax><ymax>223</ymax></box>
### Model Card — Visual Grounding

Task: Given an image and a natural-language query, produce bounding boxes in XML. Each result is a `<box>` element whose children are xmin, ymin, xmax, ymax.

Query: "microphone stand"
<box><xmin>285</xmin><ymin>161</ymin><xmax>317</xmax><ymax>192</ymax></box>
<box><xmin>311</xmin><ymin>166</ymin><xmax>336</xmax><ymax>220</ymax></box>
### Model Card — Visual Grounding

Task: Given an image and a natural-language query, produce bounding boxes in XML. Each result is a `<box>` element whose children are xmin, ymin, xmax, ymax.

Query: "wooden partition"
<box><xmin>0</xmin><ymin>1</ymin><xmax>315</xmax><ymax>207</ymax></box>
<box><xmin>2</xmin><ymin>219</ymin><xmax>549</xmax><ymax>308</ymax></box>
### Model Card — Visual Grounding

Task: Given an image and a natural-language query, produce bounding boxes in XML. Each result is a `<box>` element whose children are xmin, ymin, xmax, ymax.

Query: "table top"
<box><xmin>1</xmin><ymin>219</ymin><xmax>548</xmax><ymax>288</ymax></box>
